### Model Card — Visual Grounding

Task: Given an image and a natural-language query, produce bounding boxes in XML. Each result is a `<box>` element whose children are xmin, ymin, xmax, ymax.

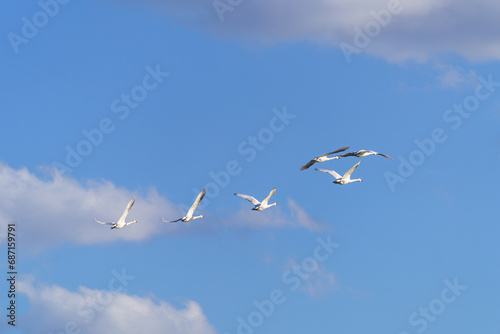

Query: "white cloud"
<box><xmin>0</xmin><ymin>162</ymin><xmax>183</xmax><ymax>251</ymax></box>
<box><xmin>138</xmin><ymin>0</ymin><xmax>500</xmax><ymax>62</ymax></box>
<box><xmin>16</xmin><ymin>279</ymin><xmax>216</xmax><ymax>334</ymax></box>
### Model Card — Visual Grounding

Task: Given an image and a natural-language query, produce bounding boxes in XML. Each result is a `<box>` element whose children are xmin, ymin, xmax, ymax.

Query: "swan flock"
<box><xmin>94</xmin><ymin>146</ymin><xmax>391</xmax><ymax>229</ymax></box>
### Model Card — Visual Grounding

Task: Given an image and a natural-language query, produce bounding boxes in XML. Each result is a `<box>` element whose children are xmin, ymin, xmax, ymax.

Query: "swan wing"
<box><xmin>322</xmin><ymin>146</ymin><xmax>350</xmax><ymax>157</ymax></box>
<box><xmin>118</xmin><ymin>197</ymin><xmax>135</xmax><ymax>223</ymax></box>
<box><xmin>344</xmin><ymin>161</ymin><xmax>361</xmax><ymax>179</ymax></box>
<box><xmin>378</xmin><ymin>152</ymin><xmax>393</xmax><ymax>159</ymax></box>
<box><xmin>234</xmin><ymin>193</ymin><xmax>260</xmax><ymax>206</ymax></box>
<box><xmin>162</xmin><ymin>218</ymin><xmax>182</xmax><ymax>223</ymax></box>
<box><xmin>315</xmin><ymin>168</ymin><xmax>341</xmax><ymax>179</ymax></box>
<box><xmin>94</xmin><ymin>218</ymin><xmax>114</xmax><ymax>225</ymax></box>
<box><xmin>261</xmin><ymin>187</ymin><xmax>276</xmax><ymax>206</ymax></box>
<box><xmin>300</xmin><ymin>160</ymin><xmax>316</xmax><ymax>171</ymax></box>
<box><xmin>186</xmin><ymin>188</ymin><xmax>206</xmax><ymax>218</ymax></box>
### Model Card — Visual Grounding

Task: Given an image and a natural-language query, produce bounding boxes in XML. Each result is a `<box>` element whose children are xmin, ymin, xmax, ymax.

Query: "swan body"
<box><xmin>300</xmin><ymin>147</ymin><xmax>350</xmax><ymax>170</ymax></box>
<box><xmin>315</xmin><ymin>161</ymin><xmax>362</xmax><ymax>185</ymax></box>
<box><xmin>340</xmin><ymin>150</ymin><xmax>392</xmax><ymax>159</ymax></box>
<box><xmin>94</xmin><ymin>197</ymin><xmax>137</xmax><ymax>229</ymax></box>
<box><xmin>234</xmin><ymin>187</ymin><xmax>277</xmax><ymax>211</ymax></box>
<box><xmin>162</xmin><ymin>188</ymin><xmax>206</xmax><ymax>223</ymax></box>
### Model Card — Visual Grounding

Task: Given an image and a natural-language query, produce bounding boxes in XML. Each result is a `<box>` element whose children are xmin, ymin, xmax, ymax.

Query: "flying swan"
<box><xmin>315</xmin><ymin>161</ymin><xmax>363</xmax><ymax>185</ymax></box>
<box><xmin>162</xmin><ymin>188</ymin><xmax>207</xmax><ymax>223</ymax></box>
<box><xmin>94</xmin><ymin>197</ymin><xmax>137</xmax><ymax>229</ymax></box>
<box><xmin>340</xmin><ymin>150</ymin><xmax>392</xmax><ymax>159</ymax></box>
<box><xmin>300</xmin><ymin>146</ymin><xmax>350</xmax><ymax>170</ymax></box>
<box><xmin>234</xmin><ymin>187</ymin><xmax>277</xmax><ymax>211</ymax></box>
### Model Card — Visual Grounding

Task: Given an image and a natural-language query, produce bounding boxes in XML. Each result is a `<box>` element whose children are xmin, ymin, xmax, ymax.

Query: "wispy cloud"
<box><xmin>227</xmin><ymin>198</ymin><xmax>328</xmax><ymax>231</ymax></box>
<box><xmin>16</xmin><ymin>279</ymin><xmax>216</xmax><ymax>334</ymax></box>
<box><xmin>284</xmin><ymin>259</ymin><xmax>340</xmax><ymax>297</ymax></box>
<box><xmin>288</xmin><ymin>199</ymin><xmax>326</xmax><ymax>232</ymax></box>
<box><xmin>435</xmin><ymin>64</ymin><xmax>478</xmax><ymax>89</ymax></box>
<box><xmin>138</xmin><ymin>0</ymin><xmax>500</xmax><ymax>62</ymax></box>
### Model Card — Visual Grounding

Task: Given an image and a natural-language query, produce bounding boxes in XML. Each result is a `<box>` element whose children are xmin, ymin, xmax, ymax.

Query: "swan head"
<box><xmin>131</xmin><ymin>220</ymin><xmax>138</xmax><ymax>224</ymax></box>
<box><xmin>271</xmin><ymin>203</ymin><xmax>277</xmax><ymax>206</ymax></box>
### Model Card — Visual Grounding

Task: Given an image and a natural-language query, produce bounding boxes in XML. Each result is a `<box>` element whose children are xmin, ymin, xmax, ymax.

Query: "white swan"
<box><xmin>162</xmin><ymin>188</ymin><xmax>206</xmax><ymax>223</ymax></box>
<box><xmin>94</xmin><ymin>197</ymin><xmax>137</xmax><ymax>229</ymax></box>
<box><xmin>300</xmin><ymin>146</ymin><xmax>350</xmax><ymax>170</ymax></box>
<box><xmin>340</xmin><ymin>150</ymin><xmax>392</xmax><ymax>159</ymax></box>
<box><xmin>234</xmin><ymin>187</ymin><xmax>277</xmax><ymax>211</ymax></box>
<box><xmin>315</xmin><ymin>161</ymin><xmax>362</xmax><ymax>185</ymax></box>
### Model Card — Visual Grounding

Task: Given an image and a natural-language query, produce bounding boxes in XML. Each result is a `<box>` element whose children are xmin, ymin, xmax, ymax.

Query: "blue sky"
<box><xmin>1</xmin><ymin>0</ymin><xmax>500</xmax><ymax>333</ymax></box>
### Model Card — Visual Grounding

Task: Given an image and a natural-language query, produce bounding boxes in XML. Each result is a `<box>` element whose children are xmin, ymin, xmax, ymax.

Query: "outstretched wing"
<box><xmin>118</xmin><ymin>197</ymin><xmax>135</xmax><ymax>223</ymax></box>
<box><xmin>322</xmin><ymin>146</ymin><xmax>350</xmax><ymax>157</ymax></box>
<box><xmin>94</xmin><ymin>218</ymin><xmax>114</xmax><ymax>225</ymax></box>
<box><xmin>315</xmin><ymin>168</ymin><xmax>342</xmax><ymax>179</ymax></box>
<box><xmin>378</xmin><ymin>153</ymin><xmax>393</xmax><ymax>159</ymax></box>
<box><xmin>161</xmin><ymin>218</ymin><xmax>182</xmax><ymax>223</ymax></box>
<box><xmin>344</xmin><ymin>161</ymin><xmax>361</xmax><ymax>179</ymax></box>
<box><xmin>339</xmin><ymin>152</ymin><xmax>357</xmax><ymax>158</ymax></box>
<box><xmin>260</xmin><ymin>187</ymin><xmax>277</xmax><ymax>206</ymax></box>
<box><xmin>186</xmin><ymin>188</ymin><xmax>207</xmax><ymax>218</ymax></box>
<box><xmin>300</xmin><ymin>159</ymin><xmax>316</xmax><ymax>171</ymax></box>
<box><xmin>234</xmin><ymin>193</ymin><xmax>261</xmax><ymax>206</ymax></box>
